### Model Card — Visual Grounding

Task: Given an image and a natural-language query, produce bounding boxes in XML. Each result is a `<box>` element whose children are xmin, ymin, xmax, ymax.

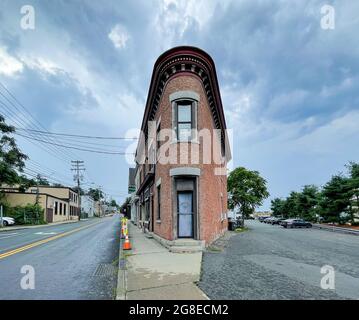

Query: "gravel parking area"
<box><xmin>199</xmin><ymin>220</ymin><xmax>359</xmax><ymax>300</ymax></box>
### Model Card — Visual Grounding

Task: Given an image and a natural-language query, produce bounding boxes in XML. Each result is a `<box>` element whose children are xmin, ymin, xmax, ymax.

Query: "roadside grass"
<box><xmin>235</xmin><ymin>226</ymin><xmax>249</xmax><ymax>233</ymax></box>
<box><xmin>206</xmin><ymin>246</ymin><xmax>222</xmax><ymax>252</ymax></box>
<box><xmin>112</xmin><ymin>257</ymin><xmax>119</xmax><ymax>266</ymax></box>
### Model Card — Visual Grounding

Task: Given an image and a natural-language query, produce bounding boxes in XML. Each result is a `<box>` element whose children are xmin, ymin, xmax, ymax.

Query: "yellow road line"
<box><xmin>0</xmin><ymin>221</ymin><xmax>103</xmax><ymax>260</ymax></box>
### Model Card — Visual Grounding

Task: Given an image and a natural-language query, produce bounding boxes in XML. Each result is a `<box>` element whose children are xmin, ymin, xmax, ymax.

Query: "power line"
<box><xmin>0</xmin><ymin>97</ymin><xmax>75</xmax><ymax>162</ymax></box>
<box><xmin>15</xmin><ymin>127</ymin><xmax>138</xmax><ymax>140</ymax></box>
<box><xmin>0</xmin><ymin>82</ymin><xmax>126</xmax><ymax>190</ymax></box>
<box><xmin>16</xmin><ymin>131</ymin><xmax>127</xmax><ymax>153</ymax></box>
<box><xmin>27</xmin><ymin>159</ymin><xmax>73</xmax><ymax>182</ymax></box>
<box><xmin>0</xmin><ymin>82</ymin><xmax>81</xmax><ymax>161</ymax></box>
<box><xmin>39</xmin><ymin>135</ymin><xmax>129</xmax><ymax>149</ymax></box>
<box><xmin>1</xmin><ymin>96</ymin><xmax>100</xmax><ymax>195</ymax></box>
<box><xmin>21</xmin><ymin>168</ymin><xmax>74</xmax><ymax>186</ymax></box>
<box><xmin>14</xmin><ymin>132</ymin><xmax>134</xmax><ymax>155</ymax></box>
<box><xmin>0</xmin><ymin>93</ymin><xmax>75</xmax><ymax>163</ymax></box>
<box><xmin>0</xmin><ymin>103</ymin><xmax>74</xmax><ymax>163</ymax></box>
<box><xmin>26</xmin><ymin>163</ymin><xmax>74</xmax><ymax>185</ymax></box>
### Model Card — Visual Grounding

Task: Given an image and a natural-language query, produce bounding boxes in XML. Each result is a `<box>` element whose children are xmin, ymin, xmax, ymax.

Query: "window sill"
<box><xmin>170</xmin><ymin>139</ymin><xmax>199</xmax><ymax>145</ymax></box>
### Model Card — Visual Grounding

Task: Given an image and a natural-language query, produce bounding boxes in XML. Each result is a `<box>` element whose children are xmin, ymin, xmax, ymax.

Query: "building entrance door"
<box><xmin>177</xmin><ymin>191</ymin><xmax>193</xmax><ymax>238</ymax></box>
<box><xmin>46</xmin><ymin>208</ymin><xmax>53</xmax><ymax>223</ymax></box>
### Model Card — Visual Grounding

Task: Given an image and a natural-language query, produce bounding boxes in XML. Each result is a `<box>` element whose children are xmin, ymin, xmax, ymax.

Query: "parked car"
<box><xmin>0</xmin><ymin>217</ymin><xmax>15</xmax><ymax>226</ymax></box>
<box><xmin>278</xmin><ymin>218</ymin><xmax>288</xmax><ymax>226</ymax></box>
<box><xmin>264</xmin><ymin>217</ymin><xmax>274</xmax><ymax>224</ymax></box>
<box><xmin>270</xmin><ymin>217</ymin><xmax>284</xmax><ymax>225</ymax></box>
<box><xmin>282</xmin><ymin>219</ymin><xmax>312</xmax><ymax>228</ymax></box>
<box><xmin>258</xmin><ymin>216</ymin><xmax>269</xmax><ymax>223</ymax></box>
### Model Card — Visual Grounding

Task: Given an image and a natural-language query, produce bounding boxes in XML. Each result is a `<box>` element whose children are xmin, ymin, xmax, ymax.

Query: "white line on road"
<box><xmin>34</xmin><ymin>232</ymin><xmax>57</xmax><ymax>235</ymax></box>
<box><xmin>0</xmin><ymin>233</ymin><xmax>19</xmax><ymax>240</ymax></box>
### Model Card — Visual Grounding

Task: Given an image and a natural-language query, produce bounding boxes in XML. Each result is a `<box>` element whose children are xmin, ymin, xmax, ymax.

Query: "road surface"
<box><xmin>0</xmin><ymin>215</ymin><xmax>120</xmax><ymax>300</ymax></box>
<box><xmin>199</xmin><ymin>220</ymin><xmax>359</xmax><ymax>300</ymax></box>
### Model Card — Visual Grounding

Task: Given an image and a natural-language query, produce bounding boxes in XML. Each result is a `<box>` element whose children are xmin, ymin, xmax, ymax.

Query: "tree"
<box><xmin>0</xmin><ymin>115</ymin><xmax>28</xmax><ymax>187</ymax></box>
<box><xmin>35</xmin><ymin>174</ymin><xmax>50</xmax><ymax>186</ymax></box>
<box><xmin>110</xmin><ymin>199</ymin><xmax>118</xmax><ymax>208</ymax></box>
<box><xmin>283</xmin><ymin>191</ymin><xmax>301</xmax><ymax>218</ymax></box>
<box><xmin>296</xmin><ymin>185</ymin><xmax>320</xmax><ymax>221</ymax></box>
<box><xmin>72</xmin><ymin>186</ymin><xmax>85</xmax><ymax>195</ymax></box>
<box><xmin>228</xmin><ymin>167</ymin><xmax>269</xmax><ymax>219</ymax></box>
<box><xmin>52</xmin><ymin>183</ymin><xmax>64</xmax><ymax>188</ymax></box>
<box><xmin>271</xmin><ymin>198</ymin><xmax>286</xmax><ymax>217</ymax></box>
<box><xmin>270</xmin><ymin>162</ymin><xmax>359</xmax><ymax>224</ymax></box>
<box><xmin>87</xmin><ymin>188</ymin><xmax>103</xmax><ymax>201</ymax></box>
<box><xmin>320</xmin><ymin>174</ymin><xmax>352</xmax><ymax>223</ymax></box>
<box><xmin>345</xmin><ymin>162</ymin><xmax>359</xmax><ymax>223</ymax></box>
<box><xmin>18</xmin><ymin>175</ymin><xmax>36</xmax><ymax>192</ymax></box>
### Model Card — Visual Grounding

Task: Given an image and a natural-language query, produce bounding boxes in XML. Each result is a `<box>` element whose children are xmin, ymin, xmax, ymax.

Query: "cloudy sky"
<box><xmin>0</xmin><ymin>0</ymin><xmax>358</xmax><ymax>209</ymax></box>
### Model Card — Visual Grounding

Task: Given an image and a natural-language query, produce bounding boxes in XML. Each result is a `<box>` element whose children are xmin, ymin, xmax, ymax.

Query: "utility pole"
<box><xmin>35</xmin><ymin>175</ymin><xmax>40</xmax><ymax>224</ymax></box>
<box><xmin>71</xmin><ymin>160</ymin><xmax>85</xmax><ymax>221</ymax></box>
<box><xmin>98</xmin><ymin>186</ymin><xmax>103</xmax><ymax>217</ymax></box>
<box><xmin>0</xmin><ymin>205</ymin><xmax>3</xmax><ymax>228</ymax></box>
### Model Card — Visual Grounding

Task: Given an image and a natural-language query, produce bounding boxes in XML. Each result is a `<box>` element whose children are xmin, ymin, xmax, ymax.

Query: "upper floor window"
<box><xmin>156</xmin><ymin>123</ymin><xmax>161</xmax><ymax>151</ymax></box>
<box><xmin>175</xmin><ymin>100</ymin><xmax>195</xmax><ymax>141</ymax></box>
<box><xmin>157</xmin><ymin>184</ymin><xmax>161</xmax><ymax>220</ymax></box>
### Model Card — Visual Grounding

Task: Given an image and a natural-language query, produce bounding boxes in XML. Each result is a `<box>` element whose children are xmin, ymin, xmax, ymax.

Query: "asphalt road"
<box><xmin>199</xmin><ymin>220</ymin><xmax>359</xmax><ymax>300</ymax></box>
<box><xmin>0</xmin><ymin>215</ymin><xmax>120</xmax><ymax>300</ymax></box>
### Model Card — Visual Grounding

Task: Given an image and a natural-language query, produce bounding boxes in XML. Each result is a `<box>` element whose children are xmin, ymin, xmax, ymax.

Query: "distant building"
<box><xmin>128</xmin><ymin>167</ymin><xmax>138</xmax><ymax>223</ymax></box>
<box><xmin>94</xmin><ymin>200</ymin><xmax>103</xmax><ymax>217</ymax></box>
<box><xmin>81</xmin><ymin>195</ymin><xmax>95</xmax><ymax>218</ymax></box>
<box><xmin>0</xmin><ymin>185</ymin><xmax>80</xmax><ymax>223</ymax></box>
<box><xmin>351</xmin><ymin>191</ymin><xmax>359</xmax><ymax>222</ymax></box>
<box><xmin>253</xmin><ymin>211</ymin><xmax>272</xmax><ymax>218</ymax></box>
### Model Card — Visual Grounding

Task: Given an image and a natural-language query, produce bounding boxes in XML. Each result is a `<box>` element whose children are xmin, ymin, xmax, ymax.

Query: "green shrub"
<box><xmin>5</xmin><ymin>204</ymin><xmax>46</xmax><ymax>225</ymax></box>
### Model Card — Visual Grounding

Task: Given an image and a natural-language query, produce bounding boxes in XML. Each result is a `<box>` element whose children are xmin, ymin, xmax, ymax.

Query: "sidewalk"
<box><xmin>118</xmin><ymin>223</ymin><xmax>208</xmax><ymax>300</ymax></box>
<box><xmin>313</xmin><ymin>223</ymin><xmax>359</xmax><ymax>236</ymax></box>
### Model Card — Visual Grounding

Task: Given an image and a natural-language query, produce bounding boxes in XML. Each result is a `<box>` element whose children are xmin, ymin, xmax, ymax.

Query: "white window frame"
<box><xmin>170</xmin><ymin>91</ymin><xmax>199</xmax><ymax>143</ymax></box>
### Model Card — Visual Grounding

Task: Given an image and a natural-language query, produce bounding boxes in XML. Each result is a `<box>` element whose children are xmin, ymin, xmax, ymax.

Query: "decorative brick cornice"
<box><xmin>140</xmin><ymin>46</ymin><xmax>227</xmax><ymax>144</ymax></box>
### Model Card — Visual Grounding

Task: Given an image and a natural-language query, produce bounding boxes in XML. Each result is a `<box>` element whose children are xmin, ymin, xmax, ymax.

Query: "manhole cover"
<box><xmin>93</xmin><ymin>264</ymin><xmax>118</xmax><ymax>277</ymax></box>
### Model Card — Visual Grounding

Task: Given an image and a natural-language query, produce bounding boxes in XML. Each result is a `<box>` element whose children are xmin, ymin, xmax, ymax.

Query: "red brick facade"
<box><xmin>134</xmin><ymin>46</ymin><xmax>230</xmax><ymax>246</ymax></box>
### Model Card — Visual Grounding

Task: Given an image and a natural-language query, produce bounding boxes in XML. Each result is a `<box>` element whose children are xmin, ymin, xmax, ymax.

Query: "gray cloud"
<box><xmin>0</xmin><ymin>0</ymin><xmax>358</xmax><ymax>207</ymax></box>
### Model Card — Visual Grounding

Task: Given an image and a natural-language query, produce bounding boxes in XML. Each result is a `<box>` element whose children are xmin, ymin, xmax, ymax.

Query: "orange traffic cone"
<box><xmin>123</xmin><ymin>235</ymin><xmax>132</xmax><ymax>250</ymax></box>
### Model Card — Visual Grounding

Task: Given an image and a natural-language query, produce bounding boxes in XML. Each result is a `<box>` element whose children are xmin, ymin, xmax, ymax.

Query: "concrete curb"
<box><xmin>194</xmin><ymin>284</ymin><xmax>210</xmax><ymax>300</ymax></box>
<box><xmin>194</xmin><ymin>253</ymin><xmax>210</xmax><ymax>300</ymax></box>
<box><xmin>312</xmin><ymin>224</ymin><xmax>359</xmax><ymax>236</ymax></box>
<box><xmin>115</xmin><ymin>220</ymin><xmax>127</xmax><ymax>300</ymax></box>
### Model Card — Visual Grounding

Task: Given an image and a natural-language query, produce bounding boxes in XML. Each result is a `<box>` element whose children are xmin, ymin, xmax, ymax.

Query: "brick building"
<box><xmin>134</xmin><ymin>46</ymin><xmax>230</xmax><ymax>249</ymax></box>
